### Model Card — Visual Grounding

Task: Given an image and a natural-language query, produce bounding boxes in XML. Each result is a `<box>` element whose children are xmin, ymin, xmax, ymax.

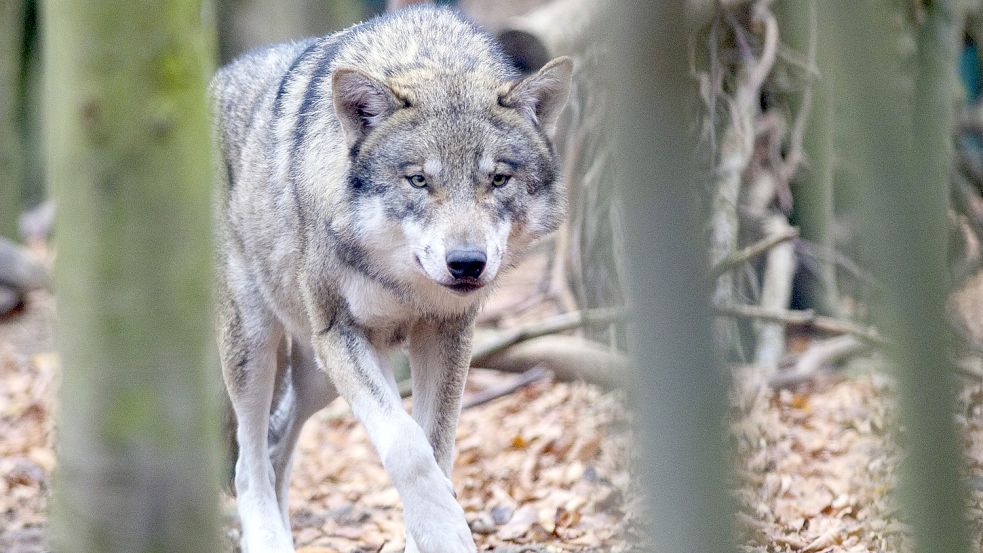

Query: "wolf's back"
<box><xmin>209</xmin><ymin>40</ymin><xmax>316</xmax><ymax>190</ymax></box>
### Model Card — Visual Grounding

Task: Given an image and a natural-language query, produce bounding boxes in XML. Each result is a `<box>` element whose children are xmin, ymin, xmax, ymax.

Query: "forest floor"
<box><xmin>6</xmin><ymin>256</ymin><xmax>983</xmax><ymax>552</ymax></box>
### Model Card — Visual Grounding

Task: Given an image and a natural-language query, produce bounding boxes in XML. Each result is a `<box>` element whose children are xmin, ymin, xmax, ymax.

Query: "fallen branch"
<box><xmin>709</xmin><ymin>225</ymin><xmax>799</xmax><ymax>278</ymax></box>
<box><xmin>462</xmin><ymin>366</ymin><xmax>550</xmax><ymax>409</ymax></box>
<box><xmin>713</xmin><ymin>303</ymin><xmax>885</xmax><ymax>345</ymax></box>
<box><xmin>471</xmin><ymin>307</ymin><xmax>626</xmax><ymax>365</ymax></box>
<box><xmin>0</xmin><ymin>237</ymin><xmax>48</xmax><ymax>293</ymax></box>
<box><xmin>769</xmin><ymin>335</ymin><xmax>871</xmax><ymax>388</ymax></box>
<box><xmin>478</xmin><ymin>334</ymin><xmax>627</xmax><ymax>390</ymax></box>
<box><xmin>0</xmin><ymin>285</ymin><xmax>19</xmax><ymax>315</ymax></box>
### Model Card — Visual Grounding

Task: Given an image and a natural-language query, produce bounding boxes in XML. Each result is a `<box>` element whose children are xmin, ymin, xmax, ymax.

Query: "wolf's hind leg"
<box><xmin>268</xmin><ymin>340</ymin><xmax>338</xmax><ymax>528</ymax></box>
<box><xmin>219</xmin><ymin>280</ymin><xmax>293</xmax><ymax>553</ymax></box>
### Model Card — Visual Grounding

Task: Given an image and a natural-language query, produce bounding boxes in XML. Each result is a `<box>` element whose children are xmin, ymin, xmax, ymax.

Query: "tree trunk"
<box><xmin>779</xmin><ymin>0</ymin><xmax>840</xmax><ymax>316</ymax></box>
<box><xmin>831</xmin><ymin>2</ymin><xmax>971</xmax><ymax>553</ymax></box>
<box><xmin>0</xmin><ymin>0</ymin><xmax>26</xmax><ymax>238</ymax></box>
<box><xmin>611</xmin><ymin>2</ymin><xmax>734</xmax><ymax>551</ymax></box>
<box><xmin>44</xmin><ymin>2</ymin><xmax>221</xmax><ymax>551</ymax></box>
<box><xmin>216</xmin><ymin>0</ymin><xmax>363</xmax><ymax>63</ymax></box>
<box><xmin>387</xmin><ymin>0</ymin><xmax>430</xmax><ymax>11</ymax></box>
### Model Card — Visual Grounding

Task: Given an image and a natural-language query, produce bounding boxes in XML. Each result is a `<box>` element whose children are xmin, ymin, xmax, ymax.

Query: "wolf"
<box><xmin>210</xmin><ymin>6</ymin><xmax>571</xmax><ymax>552</ymax></box>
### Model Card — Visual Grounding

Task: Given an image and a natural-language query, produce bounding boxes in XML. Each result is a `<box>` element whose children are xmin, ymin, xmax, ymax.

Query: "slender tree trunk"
<box><xmin>44</xmin><ymin>2</ymin><xmax>220</xmax><ymax>551</ymax></box>
<box><xmin>611</xmin><ymin>2</ymin><xmax>734</xmax><ymax>551</ymax></box>
<box><xmin>831</xmin><ymin>3</ymin><xmax>970</xmax><ymax>553</ymax></box>
<box><xmin>0</xmin><ymin>0</ymin><xmax>26</xmax><ymax>238</ymax></box>
<box><xmin>779</xmin><ymin>0</ymin><xmax>839</xmax><ymax>316</ymax></box>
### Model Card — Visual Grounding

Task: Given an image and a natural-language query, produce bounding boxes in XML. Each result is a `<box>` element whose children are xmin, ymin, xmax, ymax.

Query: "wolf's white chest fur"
<box><xmin>339</xmin><ymin>271</ymin><xmax>416</xmax><ymax>330</ymax></box>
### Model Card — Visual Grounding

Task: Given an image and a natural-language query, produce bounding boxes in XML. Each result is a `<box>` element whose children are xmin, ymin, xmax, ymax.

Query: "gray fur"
<box><xmin>211</xmin><ymin>7</ymin><xmax>571</xmax><ymax>552</ymax></box>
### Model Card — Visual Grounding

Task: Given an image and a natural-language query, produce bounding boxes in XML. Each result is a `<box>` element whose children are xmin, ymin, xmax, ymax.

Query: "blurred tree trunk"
<box><xmin>387</xmin><ymin>0</ymin><xmax>430</xmax><ymax>11</ymax></box>
<box><xmin>612</xmin><ymin>2</ymin><xmax>734</xmax><ymax>551</ymax></box>
<box><xmin>831</xmin><ymin>2</ymin><xmax>970</xmax><ymax>553</ymax></box>
<box><xmin>778</xmin><ymin>0</ymin><xmax>840</xmax><ymax>316</ymax></box>
<box><xmin>44</xmin><ymin>1</ymin><xmax>220</xmax><ymax>551</ymax></box>
<box><xmin>216</xmin><ymin>0</ymin><xmax>363</xmax><ymax>63</ymax></box>
<box><xmin>0</xmin><ymin>0</ymin><xmax>26</xmax><ymax>238</ymax></box>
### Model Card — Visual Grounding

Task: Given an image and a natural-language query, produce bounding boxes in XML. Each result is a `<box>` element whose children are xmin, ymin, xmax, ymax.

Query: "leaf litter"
<box><xmin>6</xmin><ymin>290</ymin><xmax>983</xmax><ymax>551</ymax></box>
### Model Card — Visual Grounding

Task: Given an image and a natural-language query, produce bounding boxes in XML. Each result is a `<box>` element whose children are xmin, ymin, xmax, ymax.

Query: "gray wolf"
<box><xmin>210</xmin><ymin>6</ymin><xmax>571</xmax><ymax>552</ymax></box>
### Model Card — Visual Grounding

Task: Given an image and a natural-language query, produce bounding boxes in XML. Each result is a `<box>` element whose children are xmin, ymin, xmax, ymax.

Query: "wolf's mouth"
<box><xmin>444</xmin><ymin>280</ymin><xmax>484</xmax><ymax>294</ymax></box>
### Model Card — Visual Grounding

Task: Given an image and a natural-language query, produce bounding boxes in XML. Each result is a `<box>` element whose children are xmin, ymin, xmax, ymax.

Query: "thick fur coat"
<box><xmin>210</xmin><ymin>7</ymin><xmax>571</xmax><ymax>552</ymax></box>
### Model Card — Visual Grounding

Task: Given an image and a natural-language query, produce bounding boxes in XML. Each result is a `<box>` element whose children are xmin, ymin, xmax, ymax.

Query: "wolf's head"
<box><xmin>331</xmin><ymin>56</ymin><xmax>573</xmax><ymax>304</ymax></box>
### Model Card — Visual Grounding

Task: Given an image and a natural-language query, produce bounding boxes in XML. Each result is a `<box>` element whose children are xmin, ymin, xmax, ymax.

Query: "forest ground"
<box><xmin>5</xmin><ymin>247</ymin><xmax>983</xmax><ymax>552</ymax></box>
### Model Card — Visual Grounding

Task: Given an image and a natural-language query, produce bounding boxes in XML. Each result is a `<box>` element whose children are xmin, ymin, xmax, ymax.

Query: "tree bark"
<box><xmin>611</xmin><ymin>2</ymin><xmax>734</xmax><ymax>551</ymax></box>
<box><xmin>217</xmin><ymin>0</ymin><xmax>363</xmax><ymax>63</ymax></box>
<box><xmin>831</xmin><ymin>2</ymin><xmax>971</xmax><ymax>553</ymax></box>
<box><xmin>0</xmin><ymin>0</ymin><xmax>26</xmax><ymax>238</ymax></box>
<box><xmin>779</xmin><ymin>0</ymin><xmax>840</xmax><ymax>316</ymax></box>
<box><xmin>387</xmin><ymin>0</ymin><xmax>430</xmax><ymax>11</ymax></box>
<box><xmin>44</xmin><ymin>2</ymin><xmax>221</xmax><ymax>551</ymax></box>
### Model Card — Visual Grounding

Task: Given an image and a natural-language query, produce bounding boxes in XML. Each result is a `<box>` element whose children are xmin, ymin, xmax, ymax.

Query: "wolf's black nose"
<box><xmin>446</xmin><ymin>249</ymin><xmax>486</xmax><ymax>279</ymax></box>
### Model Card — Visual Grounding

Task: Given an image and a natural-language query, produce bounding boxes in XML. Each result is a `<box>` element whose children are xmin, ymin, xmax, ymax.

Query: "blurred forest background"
<box><xmin>4</xmin><ymin>0</ymin><xmax>983</xmax><ymax>552</ymax></box>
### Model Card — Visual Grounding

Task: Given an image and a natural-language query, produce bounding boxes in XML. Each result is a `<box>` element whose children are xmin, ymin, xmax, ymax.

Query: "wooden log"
<box><xmin>477</xmin><ymin>335</ymin><xmax>627</xmax><ymax>390</ymax></box>
<box><xmin>0</xmin><ymin>236</ymin><xmax>48</xmax><ymax>292</ymax></box>
<box><xmin>0</xmin><ymin>284</ymin><xmax>19</xmax><ymax>315</ymax></box>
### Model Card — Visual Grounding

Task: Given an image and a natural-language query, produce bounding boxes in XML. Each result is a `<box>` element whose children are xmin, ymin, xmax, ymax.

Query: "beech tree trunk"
<box><xmin>831</xmin><ymin>2</ymin><xmax>971</xmax><ymax>553</ymax></box>
<box><xmin>779</xmin><ymin>0</ymin><xmax>840</xmax><ymax>316</ymax></box>
<box><xmin>44</xmin><ymin>2</ymin><xmax>221</xmax><ymax>551</ymax></box>
<box><xmin>0</xmin><ymin>0</ymin><xmax>26</xmax><ymax>238</ymax></box>
<box><xmin>611</xmin><ymin>2</ymin><xmax>735</xmax><ymax>551</ymax></box>
<box><xmin>217</xmin><ymin>0</ymin><xmax>364</xmax><ymax>63</ymax></box>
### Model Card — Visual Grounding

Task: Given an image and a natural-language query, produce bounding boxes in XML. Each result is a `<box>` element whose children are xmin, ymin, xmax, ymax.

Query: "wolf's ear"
<box><xmin>332</xmin><ymin>68</ymin><xmax>402</xmax><ymax>147</ymax></box>
<box><xmin>500</xmin><ymin>56</ymin><xmax>573</xmax><ymax>134</ymax></box>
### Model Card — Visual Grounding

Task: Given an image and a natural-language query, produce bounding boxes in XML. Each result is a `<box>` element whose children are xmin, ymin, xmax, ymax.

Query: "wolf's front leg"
<box><xmin>407</xmin><ymin>318</ymin><xmax>473</xmax><ymax>474</ymax></box>
<box><xmin>310</xmin><ymin>319</ymin><xmax>476</xmax><ymax>553</ymax></box>
<box><xmin>403</xmin><ymin>318</ymin><xmax>473</xmax><ymax>553</ymax></box>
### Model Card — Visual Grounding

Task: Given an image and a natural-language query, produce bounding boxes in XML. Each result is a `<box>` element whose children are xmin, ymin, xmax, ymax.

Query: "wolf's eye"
<box><xmin>406</xmin><ymin>174</ymin><xmax>428</xmax><ymax>188</ymax></box>
<box><xmin>491</xmin><ymin>174</ymin><xmax>511</xmax><ymax>187</ymax></box>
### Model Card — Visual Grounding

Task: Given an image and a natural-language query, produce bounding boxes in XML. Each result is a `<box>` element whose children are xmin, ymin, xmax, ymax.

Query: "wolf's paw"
<box><xmin>403</xmin><ymin>489</ymin><xmax>476</xmax><ymax>553</ymax></box>
<box><xmin>239</xmin><ymin>496</ymin><xmax>295</xmax><ymax>553</ymax></box>
<box><xmin>405</xmin><ymin>518</ymin><xmax>476</xmax><ymax>553</ymax></box>
<box><xmin>241</xmin><ymin>530</ymin><xmax>295</xmax><ymax>553</ymax></box>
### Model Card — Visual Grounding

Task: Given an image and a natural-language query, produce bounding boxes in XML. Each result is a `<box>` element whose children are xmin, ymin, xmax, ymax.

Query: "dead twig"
<box><xmin>710</xmin><ymin>225</ymin><xmax>799</xmax><ymax>279</ymax></box>
<box><xmin>713</xmin><ymin>303</ymin><xmax>884</xmax><ymax>345</ymax></box>
<box><xmin>462</xmin><ymin>366</ymin><xmax>550</xmax><ymax>409</ymax></box>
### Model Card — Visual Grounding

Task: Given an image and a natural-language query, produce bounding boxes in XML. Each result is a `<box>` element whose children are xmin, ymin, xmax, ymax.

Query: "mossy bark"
<box><xmin>44</xmin><ymin>2</ymin><xmax>221</xmax><ymax>552</ymax></box>
<box><xmin>0</xmin><ymin>0</ymin><xmax>26</xmax><ymax>238</ymax></box>
<box><xmin>830</xmin><ymin>2</ymin><xmax>970</xmax><ymax>553</ymax></box>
